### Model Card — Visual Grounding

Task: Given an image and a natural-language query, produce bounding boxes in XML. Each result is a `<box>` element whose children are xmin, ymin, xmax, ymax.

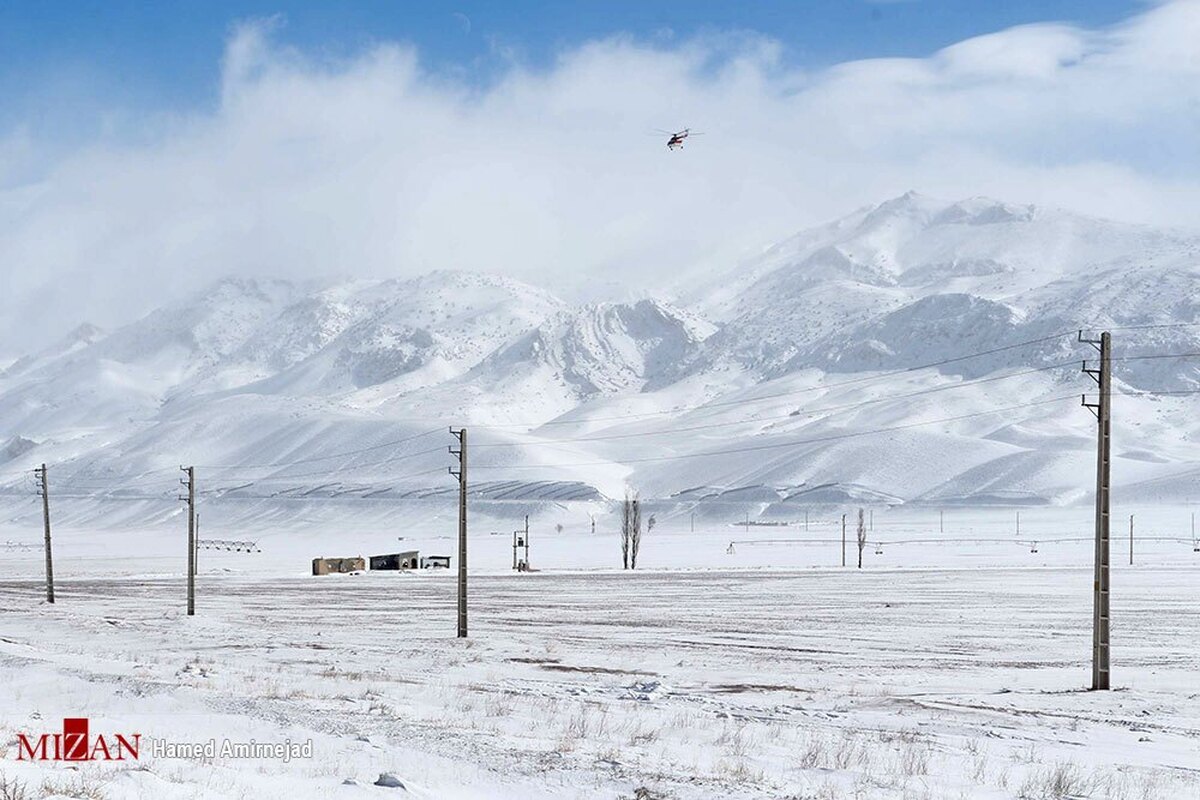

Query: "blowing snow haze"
<box><xmin>2</xmin><ymin>2</ymin><xmax>1200</xmax><ymax>353</ymax></box>
<box><xmin>1</xmin><ymin>192</ymin><xmax>1198</xmax><ymax>521</ymax></box>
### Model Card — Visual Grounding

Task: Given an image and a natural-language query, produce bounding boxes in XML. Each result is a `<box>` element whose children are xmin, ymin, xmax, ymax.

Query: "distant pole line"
<box><xmin>197</xmin><ymin>539</ymin><xmax>260</xmax><ymax>552</ymax></box>
<box><xmin>728</xmin><ymin>534</ymin><xmax>1194</xmax><ymax>547</ymax></box>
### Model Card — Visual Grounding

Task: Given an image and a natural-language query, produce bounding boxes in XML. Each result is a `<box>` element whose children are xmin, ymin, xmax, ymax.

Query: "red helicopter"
<box><xmin>657</xmin><ymin>128</ymin><xmax>704</xmax><ymax>150</ymax></box>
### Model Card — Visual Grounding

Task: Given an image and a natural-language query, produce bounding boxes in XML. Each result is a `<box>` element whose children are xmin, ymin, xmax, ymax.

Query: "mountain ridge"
<box><xmin>1</xmin><ymin>193</ymin><xmax>1197</xmax><ymax>522</ymax></box>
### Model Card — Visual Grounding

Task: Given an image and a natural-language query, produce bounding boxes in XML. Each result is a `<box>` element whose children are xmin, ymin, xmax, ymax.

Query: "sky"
<box><xmin>1</xmin><ymin>0</ymin><xmax>1199</xmax><ymax>350</ymax></box>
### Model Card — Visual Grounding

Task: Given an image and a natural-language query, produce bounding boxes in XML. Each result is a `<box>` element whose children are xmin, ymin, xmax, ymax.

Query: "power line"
<box><xmin>0</xmin><ymin>465</ymin><xmax>454</xmax><ymax>501</ymax></box>
<box><xmin>192</xmin><ymin>427</ymin><xmax>443</xmax><ymax>470</ymax></box>
<box><xmin>472</xmin><ymin>356</ymin><xmax>1200</xmax><ymax>451</ymax></box>
<box><xmin>205</xmin><ymin>465</ymin><xmax>452</xmax><ymax>491</ymax></box>
<box><xmin>197</xmin><ymin>445</ymin><xmax>448</xmax><ymax>480</ymax></box>
<box><xmin>472</xmin><ymin>361</ymin><xmax>1082</xmax><ymax>447</ymax></box>
<box><xmin>463</xmin><ymin>340</ymin><xmax>1194</xmax><ymax>433</ymax></box>
<box><xmin>1</xmin><ymin>344</ymin><xmax>1195</xmax><ymax>489</ymax></box>
<box><xmin>1117</xmin><ymin>389</ymin><xmax>1200</xmax><ymax>396</ymax></box>
<box><xmin>1112</xmin><ymin>351</ymin><xmax>1200</xmax><ymax>362</ymax></box>
<box><xmin>465</xmin><ymin>330</ymin><xmax>1080</xmax><ymax>430</ymax></box>
<box><xmin>471</xmin><ymin>395</ymin><xmax>1076</xmax><ymax>470</ymax></box>
<box><xmin>1101</xmin><ymin>322</ymin><xmax>1200</xmax><ymax>332</ymax></box>
<box><xmin>0</xmin><ymin>430</ymin><xmax>445</xmax><ymax>482</ymax></box>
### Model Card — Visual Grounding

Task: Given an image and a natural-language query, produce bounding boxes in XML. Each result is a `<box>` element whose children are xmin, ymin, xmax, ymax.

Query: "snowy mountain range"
<box><xmin>2</xmin><ymin>192</ymin><xmax>1198</xmax><ymax>525</ymax></box>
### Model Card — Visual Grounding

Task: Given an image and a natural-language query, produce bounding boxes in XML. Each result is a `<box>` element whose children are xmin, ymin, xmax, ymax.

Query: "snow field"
<box><xmin>1</xmin><ymin>513</ymin><xmax>1198</xmax><ymax>799</ymax></box>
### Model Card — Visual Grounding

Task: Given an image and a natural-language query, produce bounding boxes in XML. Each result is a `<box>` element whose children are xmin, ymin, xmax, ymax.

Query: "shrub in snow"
<box><xmin>374</xmin><ymin>772</ymin><xmax>406</xmax><ymax>789</ymax></box>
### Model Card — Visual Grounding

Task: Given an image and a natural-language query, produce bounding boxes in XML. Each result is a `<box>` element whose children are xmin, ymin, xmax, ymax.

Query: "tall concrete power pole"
<box><xmin>180</xmin><ymin>466</ymin><xmax>196</xmax><ymax>616</ymax></box>
<box><xmin>841</xmin><ymin>513</ymin><xmax>846</xmax><ymax>567</ymax></box>
<box><xmin>449</xmin><ymin>428</ymin><xmax>468</xmax><ymax>638</ymax></box>
<box><xmin>1081</xmin><ymin>330</ymin><xmax>1111</xmax><ymax>690</ymax></box>
<box><xmin>35</xmin><ymin>464</ymin><xmax>54</xmax><ymax>603</ymax></box>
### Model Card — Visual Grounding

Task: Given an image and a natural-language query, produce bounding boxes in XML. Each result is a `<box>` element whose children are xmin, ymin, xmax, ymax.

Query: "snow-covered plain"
<box><xmin>2</xmin><ymin>507</ymin><xmax>1199</xmax><ymax>799</ymax></box>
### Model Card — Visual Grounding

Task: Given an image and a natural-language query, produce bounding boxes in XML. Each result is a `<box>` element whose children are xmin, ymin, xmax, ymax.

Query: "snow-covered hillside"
<box><xmin>689</xmin><ymin>191</ymin><xmax>1200</xmax><ymax>381</ymax></box>
<box><xmin>1</xmin><ymin>193</ymin><xmax>1197</xmax><ymax>524</ymax></box>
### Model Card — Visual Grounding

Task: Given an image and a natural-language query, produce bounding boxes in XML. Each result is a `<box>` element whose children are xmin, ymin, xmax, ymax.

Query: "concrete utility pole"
<box><xmin>34</xmin><ymin>464</ymin><xmax>54</xmax><ymax>603</ymax></box>
<box><xmin>940</xmin><ymin>509</ymin><xmax>944</xmax><ymax>534</ymax></box>
<box><xmin>449</xmin><ymin>428</ymin><xmax>468</xmax><ymax>638</ymax></box>
<box><xmin>180</xmin><ymin>466</ymin><xmax>195</xmax><ymax>616</ymax></box>
<box><xmin>1081</xmin><ymin>330</ymin><xmax>1112</xmax><ymax>690</ymax></box>
<box><xmin>841</xmin><ymin>513</ymin><xmax>846</xmax><ymax>567</ymax></box>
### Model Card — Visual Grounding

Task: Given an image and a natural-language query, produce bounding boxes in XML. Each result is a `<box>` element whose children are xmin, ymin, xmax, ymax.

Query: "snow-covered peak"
<box><xmin>930</xmin><ymin>197</ymin><xmax>1036</xmax><ymax>226</ymax></box>
<box><xmin>482</xmin><ymin>297</ymin><xmax>716</xmax><ymax>398</ymax></box>
<box><xmin>1</xmin><ymin>321</ymin><xmax>106</xmax><ymax>379</ymax></box>
<box><xmin>690</xmin><ymin>193</ymin><xmax>1200</xmax><ymax>380</ymax></box>
<box><xmin>856</xmin><ymin>190</ymin><xmax>940</xmax><ymax>228</ymax></box>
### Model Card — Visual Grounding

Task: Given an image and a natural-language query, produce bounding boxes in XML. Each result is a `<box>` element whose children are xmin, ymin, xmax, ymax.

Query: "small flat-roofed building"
<box><xmin>420</xmin><ymin>555</ymin><xmax>450</xmax><ymax>569</ymax></box>
<box><xmin>312</xmin><ymin>556</ymin><xmax>366</xmax><ymax>575</ymax></box>
<box><xmin>369</xmin><ymin>550</ymin><xmax>420</xmax><ymax>570</ymax></box>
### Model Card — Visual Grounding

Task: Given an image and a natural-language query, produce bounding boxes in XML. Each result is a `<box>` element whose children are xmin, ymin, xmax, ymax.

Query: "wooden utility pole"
<box><xmin>841</xmin><ymin>513</ymin><xmax>846</xmax><ymax>567</ymax></box>
<box><xmin>940</xmin><ymin>509</ymin><xmax>944</xmax><ymax>534</ymax></box>
<box><xmin>180</xmin><ymin>466</ymin><xmax>195</xmax><ymax>616</ymax></box>
<box><xmin>1081</xmin><ymin>330</ymin><xmax>1111</xmax><ymax>690</ymax></box>
<box><xmin>449</xmin><ymin>428</ymin><xmax>468</xmax><ymax>638</ymax></box>
<box><xmin>34</xmin><ymin>464</ymin><xmax>54</xmax><ymax>603</ymax></box>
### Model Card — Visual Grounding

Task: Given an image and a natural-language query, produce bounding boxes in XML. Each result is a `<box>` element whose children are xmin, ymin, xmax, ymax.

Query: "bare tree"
<box><xmin>856</xmin><ymin>508</ymin><xmax>867</xmax><ymax>569</ymax></box>
<box><xmin>621</xmin><ymin>489</ymin><xmax>640</xmax><ymax>569</ymax></box>
<box><xmin>631</xmin><ymin>502</ymin><xmax>646</xmax><ymax>569</ymax></box>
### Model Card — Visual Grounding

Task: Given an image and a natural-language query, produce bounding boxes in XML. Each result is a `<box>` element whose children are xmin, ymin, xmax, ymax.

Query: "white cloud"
<box><xmin>2</xmin><ymin>3</ymin><xmax>1199</xmax><ymax>349</ymax></box>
